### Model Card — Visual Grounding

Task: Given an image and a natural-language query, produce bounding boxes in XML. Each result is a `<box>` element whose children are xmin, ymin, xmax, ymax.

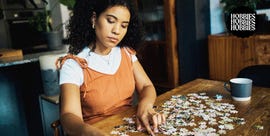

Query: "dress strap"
<box><xmin>55</xmin><ymin>54</ymin><xmax>88</xmax><ymax>70</ymax></box>
<box><xmin>124</xmin><ymin>47</ymin><xmax>136</xmax><ymax>55</ymax></box>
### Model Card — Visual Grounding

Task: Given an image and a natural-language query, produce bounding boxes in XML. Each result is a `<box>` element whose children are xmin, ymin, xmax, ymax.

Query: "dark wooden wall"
<box><xmin>176</xmin><ymin>0</ymin><xmax>210</xmax><ymax>84</ymax></box>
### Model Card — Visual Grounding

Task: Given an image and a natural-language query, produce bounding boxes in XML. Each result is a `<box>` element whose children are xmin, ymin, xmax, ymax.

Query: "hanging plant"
<box><xmin>60</xmin><ymin>0</ymin><xmax>75</xmax><ymax>10</ymax></box>
<box><xmin>220</xmin><ymin>0</ymin><xmax>261</xmax><ymax>14</ymax></box>
<box><xmin>29</xmin><ymin>0</ymin><xmax>75</xmax><ymax>32</ymax></box>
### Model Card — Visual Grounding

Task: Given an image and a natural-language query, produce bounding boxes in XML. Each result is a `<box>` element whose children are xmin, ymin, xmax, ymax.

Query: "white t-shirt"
<box><xmin>59</xmin><ymin>46</ymin><xmax>138</xmax><ymax>86</ymax></box>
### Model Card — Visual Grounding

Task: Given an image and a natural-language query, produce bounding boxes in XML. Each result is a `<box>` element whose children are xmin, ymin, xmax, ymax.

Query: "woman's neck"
<box><xmin>89</xmin><ymin>43</ymin><xmax>112</xmax><ymax>55</ymax></box>
<box><xmin>96</xmin><ymin>48</ymin><xmax>112</xmax><ymax>55</ymax></box>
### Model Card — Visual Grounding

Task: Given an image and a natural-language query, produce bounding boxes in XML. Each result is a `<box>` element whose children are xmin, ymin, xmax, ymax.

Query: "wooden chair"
<box><xmin>51</xmin><ymin>119</ymin><xmax>62</xmax><ymax>136</ymax></box>
<box><xmin>50</xmin><ymin>94</ymin><xmax>63</xmax><ymax>136</ymax></box>
<box><xmin>51</xmin><ymin>57</ymin><xmax>65</xmax><ymax>136</ymax></box>
<box><xmin>237</xmin><ymin>65</ymin><xmax>270</xmax><ymax>87</ymax></box>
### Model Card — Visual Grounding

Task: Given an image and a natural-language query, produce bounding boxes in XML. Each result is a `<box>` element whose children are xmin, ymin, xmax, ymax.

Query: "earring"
<box><xmin>92</xmin><ymin>24</ymin><xmax>95</xmax><ymax>29</ymax></box>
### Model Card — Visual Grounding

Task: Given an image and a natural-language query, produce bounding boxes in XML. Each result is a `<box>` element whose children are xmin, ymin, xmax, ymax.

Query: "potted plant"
<box><xmin>29</xmin><ymin>0</ymin><xmax>75</xmax><ymax>50</ymax></box>
<box><xmin>220</xmin><ymin>0</ymin><xmax>261</xmax><ymax>14</ymax></box>
<box><xmin>59</xmin><ymin>0</ymin><xmax>75</xmax><ymax>10</ymax></box>
<box><xmin>220</xmin><ymin>0</ymin><xmax>261</xmax><ymax>34</ymax></box>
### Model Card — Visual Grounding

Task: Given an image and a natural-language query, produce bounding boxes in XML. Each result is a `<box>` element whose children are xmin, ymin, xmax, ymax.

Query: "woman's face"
<box><xmin>94</xmin><ymin>5</ymin><xmax>130</xmax><ymax>50</ymax></box>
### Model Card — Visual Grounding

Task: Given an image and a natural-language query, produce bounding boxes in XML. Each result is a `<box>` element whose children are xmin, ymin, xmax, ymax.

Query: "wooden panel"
<box><xmin>255</xmin><ymin>35</ymin><xmax>270</xmax><ymax>64</ymax></box>
<box><xmin>231</xmin><ymin>36</ymin><xmax>255</xmax><ymax>78</ymax></box>
<box><xmin>208</xmin><ymin>34</ymin><xmax>270</xmax><ymax>81</ymax></box>
<box><xmin>208</xmin><ymin>35</ymin><xmax>233</xmax><ymax>81</ymax></box>
<box><xmin>208</xmin><ymin>34</ymin><xmax>256</xmax><ymax>81</ymax></box>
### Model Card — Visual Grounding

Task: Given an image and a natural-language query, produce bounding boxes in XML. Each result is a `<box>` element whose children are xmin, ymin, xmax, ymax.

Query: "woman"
<box><xmin>58</xmin><ymin>0</ymin><xmax>165</xmax><ymax>135</ymax></box>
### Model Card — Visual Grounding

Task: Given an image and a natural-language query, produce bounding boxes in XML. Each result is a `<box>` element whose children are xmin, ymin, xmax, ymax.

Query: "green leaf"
<box><xmin>59</xmin><ymin>0</ymin><xmax>75</xmax><ymax>10</ymax></box>
<box><xmin>220</xmin><ymin>0</ymin><xmax>261</xmax><ymax>13</ymax></box>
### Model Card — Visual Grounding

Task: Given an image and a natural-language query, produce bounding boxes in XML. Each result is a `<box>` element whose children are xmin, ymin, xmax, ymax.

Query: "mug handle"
<box><xmin>224</xmin><ymin>82</ymin><xmax>231</xmax><ymax>92</ymax></box>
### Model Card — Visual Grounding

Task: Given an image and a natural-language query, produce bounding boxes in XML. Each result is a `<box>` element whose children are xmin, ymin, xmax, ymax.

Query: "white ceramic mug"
<box><xmin>224</xmin><ymin>78</ymin><xmax>253</xmax><ymax>101</ymax></box>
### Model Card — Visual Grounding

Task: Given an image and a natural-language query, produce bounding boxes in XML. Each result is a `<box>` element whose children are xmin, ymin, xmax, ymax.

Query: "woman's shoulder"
<box><xmin>59</xmin><ymin>47</ymin><xmax>89</xmax><ymax>69</ymax></box>
<box><xmin>121</xmin><ymin>46</ymin><xmax>136</xmax><ymax>55</ymax></box>
<box><xmin>60</xmin><ymin>56</ymin><xmax>82</xmax><ymax>69</ymax></box>
<box><xmin>121</xmin><ymin>46</ymin><xmax>137</xmax><ymax>62</ymax></box>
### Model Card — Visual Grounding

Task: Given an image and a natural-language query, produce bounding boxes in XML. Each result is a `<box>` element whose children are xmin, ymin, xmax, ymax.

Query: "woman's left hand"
<box><xmin>136</xmin><ymin>103</ymin><xmax>166</xmax><ymax>136</ymax></box>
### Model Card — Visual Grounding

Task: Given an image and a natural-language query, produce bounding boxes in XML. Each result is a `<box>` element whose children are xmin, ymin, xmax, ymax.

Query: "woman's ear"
<box><xmin>91</xmin><ymin>12</ymin><xmax>96</xmax><ymax>29</ymax></box>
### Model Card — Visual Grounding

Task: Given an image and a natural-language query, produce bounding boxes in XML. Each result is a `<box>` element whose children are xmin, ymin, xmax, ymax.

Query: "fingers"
<box><xmin>151</xmin><ymin>112</ymin><xmax>166</xmax><ymax>133</ymax></box>
<box><xmin>136</xmin><ymin>117</ymin><xmax>143</xmax><ymax>131</ymax></box>
<box><xmin>161</xmin><ymin>113</ymin><xmax>166</xmax><ymax>124</ymax></box>
<box><xmin>141</xmin><ymin>116</ymin><xmax>155</xmax><ymax>136</ymax></box>
<box><xmin>136</xmin><ymin>115</ymin><xmax>155</xmax><ymax>136</ymax></box>
<box><xmin>138</xmin><ymin>113</ymin><xmax>166</xmax><ymax>135</ymax></box>
<box><xmin>151</xmin><ymin>113</ymin><xmax>159</xmax><ymax>133</ymax></box>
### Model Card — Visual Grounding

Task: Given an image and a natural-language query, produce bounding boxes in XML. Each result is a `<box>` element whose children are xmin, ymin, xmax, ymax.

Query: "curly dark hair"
<box><xmin>67</xmin><ymin>0</ymin><xmax>144</xmax><ymax>55</ymax></box>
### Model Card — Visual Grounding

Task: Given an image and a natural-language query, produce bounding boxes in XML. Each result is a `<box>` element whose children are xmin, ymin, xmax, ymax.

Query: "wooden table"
<box><xmin>92</xmin><ymin>79</ymin><xmax>270</xmax><ymax>136</ymax></box>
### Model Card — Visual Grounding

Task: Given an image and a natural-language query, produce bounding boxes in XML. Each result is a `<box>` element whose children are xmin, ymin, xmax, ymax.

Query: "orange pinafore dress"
<box><xmin>59</xmin><ymin>48</ymin><xmax>135</xmax><ymax>124</ymax></box>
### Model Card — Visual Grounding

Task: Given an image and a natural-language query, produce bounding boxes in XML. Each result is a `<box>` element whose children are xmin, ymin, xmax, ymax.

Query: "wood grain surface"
<box><xmin>92</xmin><ymin>79</ymin><xmax>270</xmax><ymax>136</ymax></box>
